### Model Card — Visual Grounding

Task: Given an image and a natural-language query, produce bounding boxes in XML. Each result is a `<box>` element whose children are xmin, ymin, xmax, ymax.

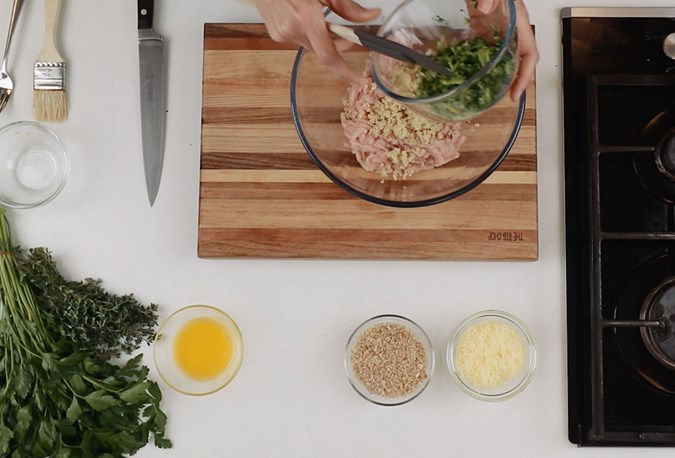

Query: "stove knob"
<box><xmin>664</xmin><ymin>33</ymin><xmax>675</xmax><ymax>60</ymax></box>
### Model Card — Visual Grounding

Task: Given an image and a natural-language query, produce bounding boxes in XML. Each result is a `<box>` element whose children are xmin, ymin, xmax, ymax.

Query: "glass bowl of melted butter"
<box><xmin>153</xmin><ymin>305</ymin><xmax>244</xmax><ymax>396</ymax></box>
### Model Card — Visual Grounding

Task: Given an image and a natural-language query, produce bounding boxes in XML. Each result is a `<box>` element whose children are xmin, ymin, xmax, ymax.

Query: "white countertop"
<box><xmin>1</xmin><ymin>0</ymin><xmax>674</xmax><ymax>456</ymax></box>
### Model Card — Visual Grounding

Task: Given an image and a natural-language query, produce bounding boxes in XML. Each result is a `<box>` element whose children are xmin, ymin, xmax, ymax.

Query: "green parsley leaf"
<box><xmin>83</xmin><ymin>390</ymin><xmax>118</xmax><ymax>411</ymax></box>
<box><xmin>66</xmin><ymin>396</ymin><xmax>82</xmax><ymax>422</ymax></box>
<box><xmin>0</xmin><ymin>424</ymin><xmax>14</xmax><ymax>455</ymax></box>
<box><xmin>154</xmin><ymin>433</ymin><xmax>173</xmax><ymax>449</ymax></box>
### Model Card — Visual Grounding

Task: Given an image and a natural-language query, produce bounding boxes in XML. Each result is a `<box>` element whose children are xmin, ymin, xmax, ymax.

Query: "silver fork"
<box><xmin>0</xmin><ymin>0</ymin><xmax>25</xmax><ymax>113</ymax></box>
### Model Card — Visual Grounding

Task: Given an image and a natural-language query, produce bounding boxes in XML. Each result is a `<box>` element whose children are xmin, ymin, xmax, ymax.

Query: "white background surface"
<box><xmin>1</xmin><ymin>0</ymin><xmax>675</xmax><ymax>456</ymax></box>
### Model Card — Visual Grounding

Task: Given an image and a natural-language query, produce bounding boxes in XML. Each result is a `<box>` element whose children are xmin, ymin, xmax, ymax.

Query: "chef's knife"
<box><xmin>138</xmin><ymin>0</ymin><xmax>165</xmax><ymax>207</ymax></box>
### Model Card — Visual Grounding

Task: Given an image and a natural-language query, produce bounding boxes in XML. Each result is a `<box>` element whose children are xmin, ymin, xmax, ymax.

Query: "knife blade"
<box><xmin>138</xmin><ymin>0</ymin><xmax>165</xmax><ymax>206</ymax></box>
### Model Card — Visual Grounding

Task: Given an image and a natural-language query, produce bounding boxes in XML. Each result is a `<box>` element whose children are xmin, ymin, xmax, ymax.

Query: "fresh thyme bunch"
<box><xmin>20</xmin><ymin>247</ymin><xmax>158</xmax><ymax>361</ymax></box>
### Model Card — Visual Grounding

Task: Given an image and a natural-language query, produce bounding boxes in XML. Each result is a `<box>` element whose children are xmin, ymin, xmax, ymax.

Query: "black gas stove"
<box><xmin>562</xmin><ymin>7</ymin><xmax>675</xmax><ymax>446</ymax></box>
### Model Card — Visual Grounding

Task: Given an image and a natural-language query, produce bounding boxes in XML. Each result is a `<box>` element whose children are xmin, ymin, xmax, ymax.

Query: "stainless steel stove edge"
<box><xmin>561</xmin><ymin>7</ymin><xmax>675</xmax><ymax>19</ymax></box>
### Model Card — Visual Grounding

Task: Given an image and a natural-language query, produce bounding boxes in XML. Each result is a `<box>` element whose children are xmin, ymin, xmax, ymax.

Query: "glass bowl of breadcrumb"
<box><xmin>345</xmin><ymin>314</ymin><xmax>435</xmax><ymax>406</ymax></box>
<box><xmin>446</xmin><ymin>310</ymin><xmax>537</xmax><ymax>401</ymax></box>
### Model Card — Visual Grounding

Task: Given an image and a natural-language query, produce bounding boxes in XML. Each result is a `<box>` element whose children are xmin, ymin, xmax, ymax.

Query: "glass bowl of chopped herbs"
<box><xmin>345</xmin><ymin>315</ymin><xmax>435</xmax><ymax>406</ymax></box>
<box><xmin>371</xmin><ymin>0</ymin><xmax>518</xmax><ymax>122</ymax></box>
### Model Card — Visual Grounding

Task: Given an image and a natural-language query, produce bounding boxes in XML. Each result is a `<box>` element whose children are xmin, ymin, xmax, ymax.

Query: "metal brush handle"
<box><xmin>2</xmin><ymin>0</ymin><xmax>25</xmax><ymax>67</ymax></box>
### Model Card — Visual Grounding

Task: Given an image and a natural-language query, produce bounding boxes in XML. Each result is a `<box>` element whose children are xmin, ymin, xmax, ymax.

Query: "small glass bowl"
<box><xmin>0</xmin><ymin>121</ymin><xmax>69</xmax><ymax>209</ymax></box>
<box><xmin>446</xmin><ymin>310</ymin><xmax>537</xmax><ymax>401</ymax></box>
<box><xmin>371</xmin><ymin>0</ymin><xmax>518</xmax><ymax>122</ymax></box>
<box><xmin>345</xmin><ymin>314</ymin><xmax>435</xmax><ymax>406</ymax></box>
<box><xmin>153</xmin><ymin>305</ymin><xmax>244</xmax><ymax>396</ymax></box>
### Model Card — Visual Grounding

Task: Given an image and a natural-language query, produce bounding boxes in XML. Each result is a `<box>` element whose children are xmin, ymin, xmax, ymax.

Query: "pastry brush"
<box><xmin>34</xmin><ymin>0</ymin><xmax>67</xmax><ymax>122</ymax></box>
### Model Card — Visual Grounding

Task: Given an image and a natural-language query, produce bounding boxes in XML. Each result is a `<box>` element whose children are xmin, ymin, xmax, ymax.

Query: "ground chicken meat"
<box><xmin>340</xmin><ymin>63</ymin><xmax>464</xmax><ymax>179</ymax></box>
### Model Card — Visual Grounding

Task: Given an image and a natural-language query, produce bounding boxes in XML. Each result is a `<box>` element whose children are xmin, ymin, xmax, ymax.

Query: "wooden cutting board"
<box><xmin>199</xmin><ymin>24</ymin><xmax>538</xmax><ymax>260</ymax></box>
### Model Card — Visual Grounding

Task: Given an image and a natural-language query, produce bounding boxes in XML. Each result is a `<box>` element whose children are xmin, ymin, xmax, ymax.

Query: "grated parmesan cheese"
<box><xmin>454</xmin><ymin>320</ymin><xmax>526</xmax><ymax>389</ymax></box>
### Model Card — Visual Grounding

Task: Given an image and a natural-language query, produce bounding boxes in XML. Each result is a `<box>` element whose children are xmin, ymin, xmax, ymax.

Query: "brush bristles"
<box><xmin>34</xmin><ymin>90</ymin><xmax>68</xmax><ymax>122</ymax></box>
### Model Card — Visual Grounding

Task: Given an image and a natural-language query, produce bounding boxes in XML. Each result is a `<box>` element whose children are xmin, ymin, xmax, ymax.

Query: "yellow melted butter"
<box><xmin>173</xmin><ymin>317</ymin><xmax>234</xmax><ymax>381</ymax></box>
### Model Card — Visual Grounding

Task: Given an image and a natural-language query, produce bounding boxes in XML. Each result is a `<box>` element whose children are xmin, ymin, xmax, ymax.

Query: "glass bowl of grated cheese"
<box><xmin>290</xmin><ymin>10</ymin><xmax>525</xmax><ymax>208</ymax></box>
<box><xmin>446</xmin><ymin>310</ymin><xmax>537</xmax><ymax>401</ymax></box>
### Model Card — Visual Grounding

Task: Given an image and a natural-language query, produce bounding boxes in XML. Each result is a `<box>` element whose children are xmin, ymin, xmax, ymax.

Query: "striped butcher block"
<box><xmin>199</xmin><ymin>24</ymin><xmax>538</xmax><ymax>260</ymax></box>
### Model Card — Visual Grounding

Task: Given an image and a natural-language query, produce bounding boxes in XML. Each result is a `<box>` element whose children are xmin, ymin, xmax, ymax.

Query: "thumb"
<box><xmin>474</xmin><ymin>0</ymin><xmax>496</xmax><ymax>14</ymax></box>
<box><xmin>327</xmin><ymin>0</ymin><xmax>381</xmax><ymax>23</ymax></box>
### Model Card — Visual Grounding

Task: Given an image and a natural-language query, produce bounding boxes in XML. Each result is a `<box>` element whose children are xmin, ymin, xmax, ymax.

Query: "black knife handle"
<box><xmin>138</xmin><ymin>0</ymin><xmax>154</xmax><ymax>30</ymax></box>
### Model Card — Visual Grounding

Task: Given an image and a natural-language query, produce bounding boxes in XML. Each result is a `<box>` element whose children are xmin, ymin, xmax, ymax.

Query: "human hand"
<box><xmin>253</xmin><ymin>0</ymin><xmax>381</xmax><ymax>82</ymax></box>
<box><xmin>474</xmin><ymin>0</ymin><xmax>539</xmax><ymax>100</ymax></box>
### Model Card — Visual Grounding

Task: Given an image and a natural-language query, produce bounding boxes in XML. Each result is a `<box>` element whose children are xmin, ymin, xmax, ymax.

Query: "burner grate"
<box><xmin>563</xmin><ymin>10</ymin><xmax>675</xmax><ymax>448</ymax></box>
<box><xmin>583</xmin><ymin>74</ymin><xmax>675</xmax><ymax>445</ymax></box>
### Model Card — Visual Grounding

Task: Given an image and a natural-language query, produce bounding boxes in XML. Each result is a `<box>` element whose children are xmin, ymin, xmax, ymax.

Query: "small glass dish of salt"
<box><xmin>0</xmin><ymin>121</ymin><xmax>69</xmax><ymax>209</ymax></box>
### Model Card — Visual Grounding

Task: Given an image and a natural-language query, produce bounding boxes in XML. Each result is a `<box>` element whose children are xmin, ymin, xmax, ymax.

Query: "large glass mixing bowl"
<box><xmin>290</xmin><ymin>44</ymin><xmax>525</xmax><ymax>207</ymax></box>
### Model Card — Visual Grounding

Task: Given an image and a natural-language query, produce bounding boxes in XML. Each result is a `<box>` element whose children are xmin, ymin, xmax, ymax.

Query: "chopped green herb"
<box><xmin>417</xmin><ymin>36</ymin><xmax>515</xmax><ymax>119</ymax></box>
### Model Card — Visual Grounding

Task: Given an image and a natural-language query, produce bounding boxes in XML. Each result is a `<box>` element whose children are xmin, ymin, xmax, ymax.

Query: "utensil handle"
<box><xmin>39</xmin><ymin>0</ymin><xmax>63</xmax><ymax>61</ymax></box>
<box><xmin>2</xmin><ymin>0</ymin><xmax>25</xmax><ymax>65</ymax></box>
<box><xmin>328</xmin><ymin>23</ymin><xmax>361</xmax><ymax>46</ymax></box>
<box><xmin>138</xmin><ymin>0</ymin><xmax>155</xmax><ymax>30</ymax></box>
<box><xmin>328</xmin><ymin>23</ymin><xmax>417</xmax><ymax>67</ymax></box>
<box><xmin>353</xmin><ymin>28</ymin><xmax>454</xmax><ymax>78</ymax></box>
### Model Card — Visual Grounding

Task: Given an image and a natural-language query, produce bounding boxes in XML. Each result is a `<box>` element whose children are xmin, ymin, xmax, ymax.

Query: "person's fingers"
<box><xmin>327</xmin><ymin>0</ymin><xmax>381</xmax><ymax>23</ymax></box>
<box><xmin>255</xmin><ymin>0</ymin><xmax>320</xmax><ymax>46</ymax></box>
<box><xmin>511</xmin><ymin>50</ymin><xmax>537</xmax><ymax>100</ymax></box>
<box><xmin>510</xmin><ymin>1</ymin><xmax>539</xmax><ymax>100</ymax></box>
<box><xmin>304</xmin><ymin>14</ymin><xmax>359</xmax><ymax>82</ymax></box>
<box><xmin>253</xmin><ymin>0</ymin><xmax>372</xmax><ymax>82</ymax></box>
<box><xmin>475</xmin><ymin>0</ymin><xmax>496</xmax><ymax>14</ymax></box>
<box><xmin>334</xmin><ymin>37</ymin><xmax>358</xmax><ymax>53</ymax></box>
<box><xmin>511</xmin><ymin>31</ymin><xmax>539</xmax><ymax>99</ymax></box>
<box><xmin>256</xmin><ymin>4</ymin><xmax>300</xmax><ymax>44</ymax></box>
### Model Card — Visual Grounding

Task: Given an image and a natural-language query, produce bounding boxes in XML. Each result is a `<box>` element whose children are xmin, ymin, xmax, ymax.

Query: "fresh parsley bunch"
<box><xmin>0</xmin><ymin>209</ymin><xmax>171</xmax><ymax>457</ymax></box>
